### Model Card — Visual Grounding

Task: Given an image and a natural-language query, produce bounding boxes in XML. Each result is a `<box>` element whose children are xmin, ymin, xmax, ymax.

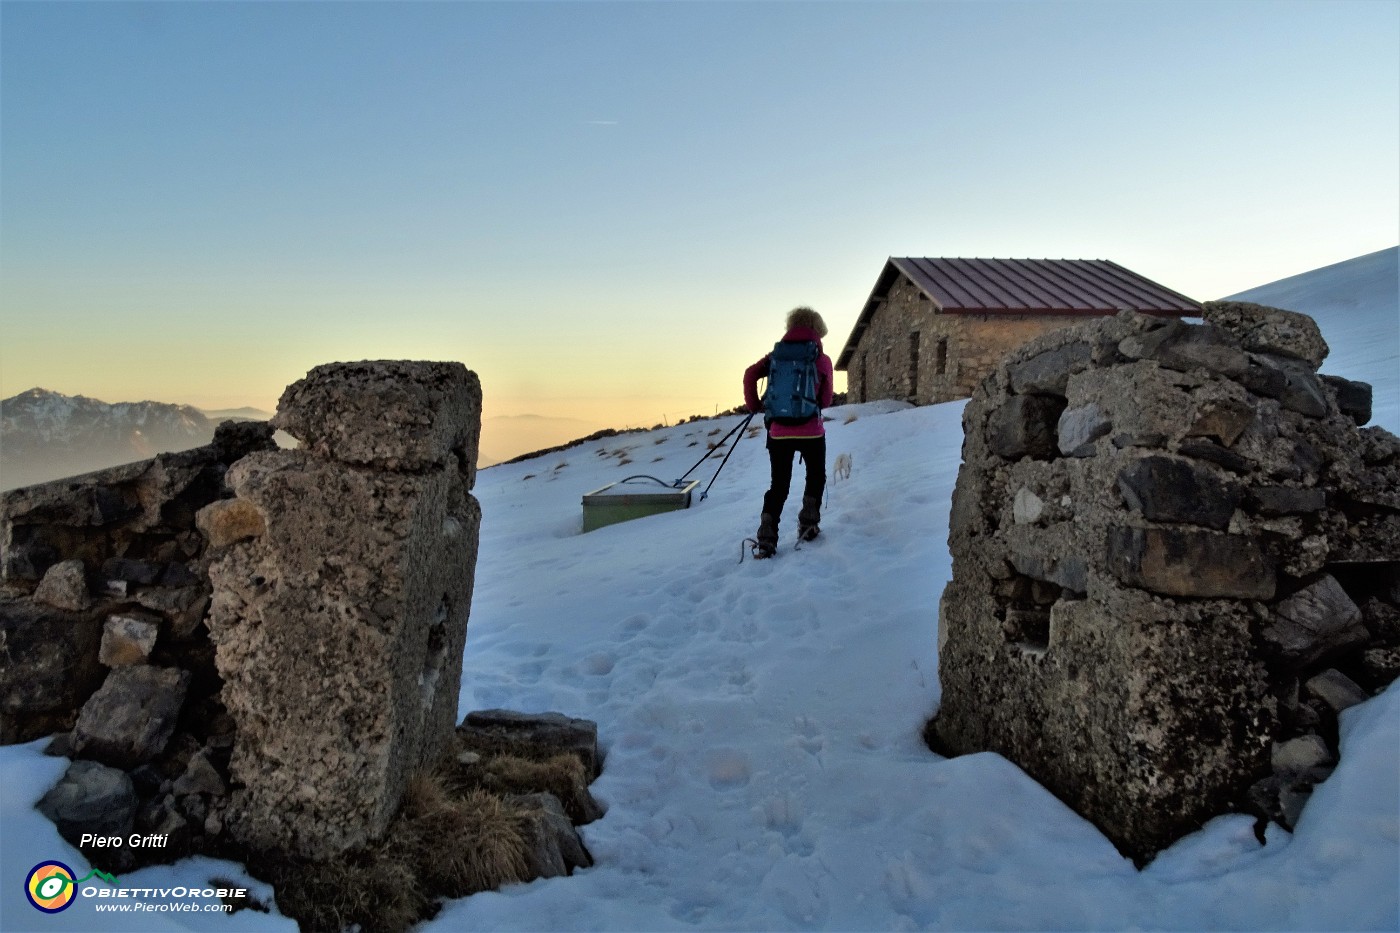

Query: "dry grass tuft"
<box><xmin>392</xmin><ymin>770</ymin><xmax>531</xmax><ymax>899</ymax></box>
<box><xmin>843</xmin><ymin>413</ymin><xmax>859</xmax><ymax>424</ymax></box>
<box><xmin>262</xmin><ymin>765</ymin><xmax>541</xmax><ymax>932</ymax></box>
<box><xmin>469</xmin><ymin>753</ymin><xmax>599</xmax><ymax>824</ymax></box>
<box><xmin>259</xmin><ymin>844</ymin><xmax>427</xmax><ymax>933</ymax></box>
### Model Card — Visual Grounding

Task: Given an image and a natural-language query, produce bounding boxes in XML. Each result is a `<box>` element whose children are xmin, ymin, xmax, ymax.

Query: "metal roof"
<box><xmin>835</xmin><ymin>258</ymin><xmax>1202</xmax><ymax>369</ymax></box>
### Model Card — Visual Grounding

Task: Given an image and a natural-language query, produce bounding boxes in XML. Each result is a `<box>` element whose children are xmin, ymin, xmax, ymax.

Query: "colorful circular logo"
<box><xmin>25</xmin><ymin>861</ymin><xmax>77</xmax><ymax>913</ymax></box>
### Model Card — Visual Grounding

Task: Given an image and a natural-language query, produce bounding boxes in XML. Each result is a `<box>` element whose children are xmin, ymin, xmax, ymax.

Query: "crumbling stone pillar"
<box><xmin>934</xmin><ymin>305</ymin><xmax>1399</xmax><ymax>863</ymax></box>
<box><xmin>204</xmin><ymin>361</ymin><xmax>482</xmax><ymax>859</ymax></box>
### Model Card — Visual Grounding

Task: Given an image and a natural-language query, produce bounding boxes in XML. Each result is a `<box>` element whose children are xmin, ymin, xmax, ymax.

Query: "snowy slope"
<box><xmin>1226</xmin><ymin>246</ymin><xmax>1399</xmax><ymax>430</ymax></box>
<box><xmin>2</xmin><ymin>256</ymin><xmax>1398</xmax><ymax>932</ymax></box>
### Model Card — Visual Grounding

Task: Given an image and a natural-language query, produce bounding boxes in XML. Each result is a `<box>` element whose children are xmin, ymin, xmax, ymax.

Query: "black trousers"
<box><xmin>762</xmin><ymin>434</ymin><xmax>826</xmax><ymax>521</ymax></box>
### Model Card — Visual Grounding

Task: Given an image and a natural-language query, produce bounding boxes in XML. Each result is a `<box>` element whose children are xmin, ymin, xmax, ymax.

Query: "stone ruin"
<box><xmin>932</xmin><ymin>302</ymin><xmax>1400</xmax><ymax>864</ymax></box>
<box><xmin>1</xmin><ymin>361</ymin><xmax>600</xmax><ymax>912</ymax></box>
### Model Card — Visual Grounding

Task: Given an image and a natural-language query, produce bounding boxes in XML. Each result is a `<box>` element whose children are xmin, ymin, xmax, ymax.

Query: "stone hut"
<box><xmin>836</xmin><ymin>258</ymin><xmax>1201</xmax><ymax>405</ymax></box>
<box><xmin>932</xmin><ymin>303</ymin><xmax>1399</xmax><ymax>863</ymax></box>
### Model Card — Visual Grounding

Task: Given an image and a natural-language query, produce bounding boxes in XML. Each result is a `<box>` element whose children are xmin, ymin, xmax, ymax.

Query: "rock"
<box><xmin>1176</xmin><ymin>439</ymin><xmax>1252</xmax><ymax>474</ymax></box>
<box><xmin>1186</xmin><ymin>397</ymin><xmax>1256</xmax><ymax>447</ymax></box>
<box><xmin>1107</xmin><ymin>526</ymin><xmax>1275</xmax><ymax>599</ymax></box>
<box><xmin>460</xmin><ymin>710</ymin><xmax>602</xmax><ymax>780</ymax></box>
<box><xmin>1007</xmin><ymin>342</ymin><xmax>1091</xmax><ymax>396</ymax></box>
<box><xmin>99</xmin><ymin>612</ymin><xmax>161</xmax><ymax>667</ymax></box>
<box><xmin>195</xmin><ymin>498</ymin><xmax>267</xmax><ymax>548</ymax></box>
<box><xmin>33</xmin><ymin>560</ymin><xmax>91</xmax><ymax>611</ymax></box>
<box><xmin>1009</xmin><ymin>551</ymin><xmax>1088</xmax><ymax>596</ymax></box>
<box><xmin>1120</xmin><ymin>319</ymin><xmax>1252</xmax><ymax>380</ymax></box>
<box><xmin>1116</xmin><ymin>456</ymin><xmax>1242</xmax><ymax>530</ymax></box>
<box><xmin>272</xmin><ymin>360</ymin><xmax>483</xmax><ymax>485</ymax></box>
<box><xmin>134</xmin><ymin>586</ymin><xmax>210</xmax><ymax>641</ymax></box>
<box><xmin>1248</xmin><ymin>485</ymin><xmax>1327</xmax><ymax>516</ymax></box>
<box><xmin>511</xmin><ymin>792</ymin><xmax>592</xmax><ymax>879</ymax></box>
<box><xmin>0</xmin><ymin>598</ymin><xmax>105</xmax><ymax>743</ymax></box>
<box><xmin>1320</xmin><ymin>375</ymin><xmax>1373</xmax><ymax>426</ymax></box>
<box><xmin>1261</xmin><ymin>575</ymin><xmax>1368</xmax><ymax>670</ymax></box>
<box><xmin>986</xmin><ymin>395</ymin><xmax>1065</xmax><ymax>461</ymax></box>
<box><xmin>1360</xmin><ymin>646</ymin><xmax>1400</xmax><ymax>686</ymax></box>
<box><xmin>172</xmin><ymin>750</ymin><xmax>228</xmax><ymax>797</ymax></box>
<box><xmin>72</xmin><ymin>665</ymin><xmax>190</xmax><ymax>767</ymax></box>
<box><xmin>1057</xmin><ymin>403</ymin><xmax>1112</xmax><ymax>457</ymax></box>
<box><xmin>36</xmin><ymin>760</ymin><xmax>137</xmax><ymax>848</ymax></box>
<box><xmin>1271</xmin><ymin>734</ymin><xmax>1334</xmax><ymax>778</ymax></box>
<box><xmin>1013</xmin><ymin>488</ymin><xmax>1045</xmax><ymax>525</ymax></box>
<box><xmin>101</xmin><ymin>558</ymin><xmax>163</xmax><ymax>586</ymax></box>
<box><xmin>1303</xmin><ymin>669</ymin><xmax>1369</xmax><ymax>714</ymax></box>
<box><xmin>1200</xmin><ymin>301</ymin><xmax>1329</xmax><ymax>368</ymax></box>
<box><xmin>1267</xmin><ymin>358</ymin><xmax>1330</xmax><ymax>418</ymax></box>
<box><xmin>212</xmin><ymin>419</ymin><xmax>278</xmax><ymax>461</ymax></box>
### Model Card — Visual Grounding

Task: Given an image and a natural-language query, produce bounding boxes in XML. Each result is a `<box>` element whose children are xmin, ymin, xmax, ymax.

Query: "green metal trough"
<box><xmin>581</xmin><ymin>478</ymin><xmax>700</xmax><ymax>532</ymax></box>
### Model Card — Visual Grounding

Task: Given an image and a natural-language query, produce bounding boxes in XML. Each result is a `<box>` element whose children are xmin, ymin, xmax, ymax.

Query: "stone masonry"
<box><xmin>205</xmin><ymin>361</ymin><xmax>482</xmax><ymax>859</ymax></box>
<box><xmin>933</xmin><ymin>304</ymin><xmax>1399</xmax><ymax>863</ymax></box>
<box><xmin>846</xmin><ymin>273</ymin><xmax>1184</xmax><ymax>407</ymax></box>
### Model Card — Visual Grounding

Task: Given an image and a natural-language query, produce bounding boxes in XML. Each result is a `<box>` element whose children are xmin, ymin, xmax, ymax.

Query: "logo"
<box><xmin>24</xmin><ymin>862</ymin><xmax>121</xmax><ymax>913</ymax></box>
<box><xmin>25</xmin><ymin>861</ymin><xmax>78</xmax><ymax>913</ymax></box>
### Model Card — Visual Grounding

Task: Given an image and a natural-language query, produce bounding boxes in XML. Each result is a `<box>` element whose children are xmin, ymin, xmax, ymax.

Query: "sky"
<box><xmin>2</xmin><ymin>0</ymin><xmax>1397</xmax><ymax>459</ymax></box>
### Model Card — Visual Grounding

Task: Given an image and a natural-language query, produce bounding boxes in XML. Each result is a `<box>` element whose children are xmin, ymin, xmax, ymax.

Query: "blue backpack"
<box><xmin>763</xmin><ymin>340</ymin><xmax>822</xmax><ymax>426</ymax></box>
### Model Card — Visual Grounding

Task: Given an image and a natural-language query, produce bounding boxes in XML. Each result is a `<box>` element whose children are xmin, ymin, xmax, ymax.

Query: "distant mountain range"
<box><xmin>0</xmin><ymin>389</ymin><xmax>270</xmax><ymax>492</ymax></box>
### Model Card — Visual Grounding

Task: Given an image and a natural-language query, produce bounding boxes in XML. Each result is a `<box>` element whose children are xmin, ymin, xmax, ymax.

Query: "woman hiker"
<box><xmin>742</xmin><ymin>306</ymin><xmax>835</xmax><ymax>559</ymax></box>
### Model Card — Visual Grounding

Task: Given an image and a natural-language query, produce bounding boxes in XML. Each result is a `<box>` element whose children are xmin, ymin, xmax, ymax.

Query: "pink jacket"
<box><xmin>743</xmin><ymin>326</ymin><xmax>835</xmax><ymax>439</ymax></box>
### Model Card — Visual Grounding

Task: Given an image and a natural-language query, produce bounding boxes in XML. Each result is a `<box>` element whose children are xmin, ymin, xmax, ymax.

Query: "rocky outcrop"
<box><xmin>205</xmin><ymin>361</ymin><xmax>483</xmax><ymax>860</ymax></box>
<box><xmin>933</xmin><ymin>303</ymin><xmax>1399</xmax><ymax>864</ymax></box>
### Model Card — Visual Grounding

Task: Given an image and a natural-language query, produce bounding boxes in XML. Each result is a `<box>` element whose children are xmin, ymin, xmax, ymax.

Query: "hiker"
<box><xmin>742</xmin><ymin>306</ymin><xmax>835</xmax><ymax>558</ymax></box>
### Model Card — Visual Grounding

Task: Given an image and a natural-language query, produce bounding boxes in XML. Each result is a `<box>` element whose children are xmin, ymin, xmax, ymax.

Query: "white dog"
<box><xmin>832</xmin><ymin>452</ymin><xmax>852</xmax><ymax>482</ymax></box>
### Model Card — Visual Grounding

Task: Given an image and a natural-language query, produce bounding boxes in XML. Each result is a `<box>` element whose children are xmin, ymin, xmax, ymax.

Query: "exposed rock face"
<box><xmin>206</xmin><ymin>361</ymin><xmax>482</xmax><ymax>860</ymax></box>
<box><xmin>934</xmin><ymin>304</ymin><xmax>1399</xmax><ymax>863</ymax></box>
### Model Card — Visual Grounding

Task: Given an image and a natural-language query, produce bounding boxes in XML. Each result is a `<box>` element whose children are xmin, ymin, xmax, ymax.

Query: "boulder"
<box><xmin>0</xmin><ymin>599</ymin><xmax>105</xmax><ymax>743</ymax></box>
<box><xmin>36</xmin><ymin>759</ymin><xmax>137</xmax><ymax>849</ymax></box>
<box><xmin>460</xmin><ymin>710</ymin><xmax>602</xmax><ymax>780</ymax></box>
<box><xmin>1260</xmin><ymin>575</ymin><xmax>1368</xmax><ymax>670</ymax></box>
<box><xmin>1007</xmin><ymin>342</ymin><xmax>1091</xmax><ymax>396</ymax></box>
<box><xmin>272</xmin><ymin>360</ymin><xmax>483</xmax><ymax>485</ymax></box>
<box><xmin>72</xmin><ymin>665</ymin><xmax>190</xmax><ymax>767</ymax></box>
<box><xmin>99</xmin><ymin>612</ymin><xmax>161</xmax><ymax>667</ymax></box>
<box><xmin>1057</xmin><ymin>403</ymin><xmax>1112</xmax><ymax>457</ymax></box>
<box><xmin>1320</xmin><ymin>375</ymin><xmax>1373</xmax><ymax>426</ymax></box>
<box><xmin>510</xmin><ymin>792</ymin><xmax>593</xmax><ymax>879</ymax></box>
<box><xmin>1303</xmin><ymin>669</ymin><xmax>1368</xmax><ymax>714</ymax></box>
<box><xmin>1116</xmin><ymin>456</ymin><xmax>1242</xmax><ymax>530</ymax></box>
<box><xmin>33</xmin><ymin>560</ymin><xmax>91</xmax><ymax>611</ymax></box>
<box><xmin>1107</xmin><ymin>526</ymin><xmax>1275</xmax><ymax>599</ymax></box>
<box><xmin>1201</xmin><ymin>300</ymin><xmax>1329</xmax><ymax>368</ymax></box>
<box><xmin>986</xmin><ymin>395</ymin><xmax>1065</xmax><ymax>461</ymax></box>
<box><xmin>195</xmin><ymin>498</ymin><xmax>266</xmax><ymax>549</ymax></box>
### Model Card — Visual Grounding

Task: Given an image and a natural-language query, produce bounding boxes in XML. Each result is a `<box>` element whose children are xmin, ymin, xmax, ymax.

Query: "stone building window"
<box><xmin>935</xmin><ymin>338</ymin><xmax>949</xmax><ymax>376</ymax></box>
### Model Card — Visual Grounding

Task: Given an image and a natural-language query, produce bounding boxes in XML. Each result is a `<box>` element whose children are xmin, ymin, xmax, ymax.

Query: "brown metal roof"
<box><xmin>836</xmin><ymin>258</ymin><xmax>1202</xmax><ymax>369</ymax></box>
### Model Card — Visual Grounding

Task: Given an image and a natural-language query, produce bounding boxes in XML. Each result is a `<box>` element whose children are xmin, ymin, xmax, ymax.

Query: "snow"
<box><xmin>2</xmin><ymin>255</ymin><xmax>1398</xmax><ymax>932</ymax></box>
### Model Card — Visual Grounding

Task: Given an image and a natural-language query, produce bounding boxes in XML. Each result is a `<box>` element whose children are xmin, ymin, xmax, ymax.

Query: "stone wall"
<box><xmin>932</xmin><ymin>304</ymin><xmax>1399</xmax><ymax>863</ymax></box>
<box><xmin>205</xmin><ymin>361</ymin><xmax>482</xmax><ymax>859</ymax></box>
<box><xmin>845</xmin><ymin>274</ymin><xmax>1087</xmax><ymax>405</ymax></box>
<box><xmin>1</xmin><ymin>360</ymin><xmax>486</xmax><ymax>865</ymax></box>
<box><xmin>845</xmin><ymin>272</ymin><xmax>1191</xmax><ymax>406</ymax></box>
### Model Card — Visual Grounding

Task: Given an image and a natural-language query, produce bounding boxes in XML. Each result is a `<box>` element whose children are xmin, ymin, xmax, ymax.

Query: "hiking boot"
<box><xmin>750</xmin><ymin>512</ymin><xmax>779</xmax><ymax>559</ymax></box>
<box><xmin>757</xmin><ymin>512</ymin><xmax>779</xmax><ymax>551</ymax></box>
<box><xmin>797</xmin><ymin>496</ymin><xmax>821</xmax><ymax>542</ymax></box>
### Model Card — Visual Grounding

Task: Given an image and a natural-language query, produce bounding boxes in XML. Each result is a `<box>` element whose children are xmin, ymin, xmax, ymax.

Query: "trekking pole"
<box><xmin>672</xmin><ymin>412</ymin><xmax>756</xmax><ymax>492</ymax></box>
<box><xmin>696</xmin><ymin>412</ymin><xmax>756</xmax><ymax>502</ymax></box>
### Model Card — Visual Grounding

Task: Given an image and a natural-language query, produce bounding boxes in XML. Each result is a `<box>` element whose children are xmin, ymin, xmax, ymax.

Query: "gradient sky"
<box><xmin>2</xmin><ymin>1</ymin><xmax>1397</xmax><ymax>458</ymax></box>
